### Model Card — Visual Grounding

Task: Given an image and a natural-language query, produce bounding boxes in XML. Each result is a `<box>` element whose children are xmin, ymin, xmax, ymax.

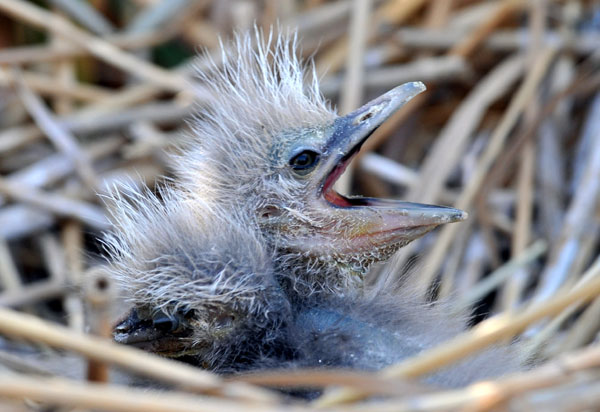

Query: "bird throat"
<box><xmin>273</xmin><ymin>244</ymin><xmax>400</xmax><ymax>296</ymax></box>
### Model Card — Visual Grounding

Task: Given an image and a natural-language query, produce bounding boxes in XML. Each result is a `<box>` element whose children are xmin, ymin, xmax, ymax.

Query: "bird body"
<box><xmin>106</xmin><ymin>29</ymin><xmax>519</xmax><ymax>388</ymax></box>
<box><xmin>108</xmin><ymin>188</ymin><xmax>517</xmax><ymax>384</ymax></box>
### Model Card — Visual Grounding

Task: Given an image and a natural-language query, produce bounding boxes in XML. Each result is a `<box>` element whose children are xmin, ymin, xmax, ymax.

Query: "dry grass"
<box><xmin>0</xmin><ymin>1</ymin><xmax>599</xmax><ymax>411</ymax></box>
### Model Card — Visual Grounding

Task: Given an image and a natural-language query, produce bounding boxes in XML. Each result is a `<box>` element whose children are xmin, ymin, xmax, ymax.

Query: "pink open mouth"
<box><xmin>322</xmin><ymin>150</ymin><xmax>359</xmax><ymax>208</ymax></box>
<box><xmin>321</xmin><ymin>142</ymin><xmax>399</xmax><ymax>209</ymax></box>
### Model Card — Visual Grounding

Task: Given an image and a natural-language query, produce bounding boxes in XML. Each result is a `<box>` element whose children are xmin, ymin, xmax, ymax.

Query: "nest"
<box><xmin>0</xmin><ymin>1</ymin><xmax>599</xmax><ymax>411</ymax></box>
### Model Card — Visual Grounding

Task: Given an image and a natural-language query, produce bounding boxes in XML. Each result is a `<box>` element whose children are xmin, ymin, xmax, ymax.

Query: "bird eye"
<box><xmin>289</xmin><ymin>150</ymin><xmax>320</xmax><ymax>174</ymax></box>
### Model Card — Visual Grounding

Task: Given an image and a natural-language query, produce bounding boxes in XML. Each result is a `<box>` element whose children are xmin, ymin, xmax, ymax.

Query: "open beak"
<box><xmin>313</xmin><ymin>82</ymin><xmax>467</xmax><ymax>253</ymax></box>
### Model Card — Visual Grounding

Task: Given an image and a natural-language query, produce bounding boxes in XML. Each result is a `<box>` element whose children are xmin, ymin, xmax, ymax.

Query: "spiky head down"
<box><xmin>102</xmin><ymin>27</ymin><xmax>474</xmax><ymax>375</ymax></box>
<box><xmin>105</xmin><ymin>185</ymin><xmax>289</xmax><ymax>359</ymax></box>
<box><xmin>174</xmin><ymin>29</ymin><xmax>465</xmax><ymax>294</ymax></box>
<box><xmin>176</xmin><ymin>30</ymin><xmax>334</xmax><ymax>202</ymax></box>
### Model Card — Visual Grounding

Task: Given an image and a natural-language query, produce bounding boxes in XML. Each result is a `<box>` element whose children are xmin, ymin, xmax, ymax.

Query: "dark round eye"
<box><xmin>289</xmin><ymin>150</ymin><xmax>320</xmax><ymax>174</ymax></box>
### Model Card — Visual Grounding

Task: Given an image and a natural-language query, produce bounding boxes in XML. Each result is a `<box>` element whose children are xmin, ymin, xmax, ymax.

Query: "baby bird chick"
<box><xmin>107</xmin><ymin>29</ymin><xmax>517</xmax><ymax>385</ymax></box>
<box><xmin>173</xmin><ymin>31</ymin><xmax>466</xmax><ymax>295</ymax></box>
<box><xmin>107</xmin><ymin>186</ymin><xmax>517</xmax><ymax>384</ymax></box>
<box><xmin>107</xmin><ymin>186</ymin><xmax>291</xmax><ymax>370</ymax></box>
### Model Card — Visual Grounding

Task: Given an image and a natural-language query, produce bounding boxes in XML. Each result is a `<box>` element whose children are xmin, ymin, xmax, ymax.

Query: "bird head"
<box><xmin>177</xmin><ymin>30</ymin><xmax>466</xmax><ymax>293</ymax></box>
<box><xmin>104</xmin><ymin>186</ymin><xmax>290</xmax><ymax>363</ymax></box>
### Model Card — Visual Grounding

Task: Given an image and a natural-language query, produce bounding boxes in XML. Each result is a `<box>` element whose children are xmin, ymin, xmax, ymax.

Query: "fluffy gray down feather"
<box><xmin>100</xmin><ymin>28</ymin><xmax>523</xmax><ymax>387</ymax></box>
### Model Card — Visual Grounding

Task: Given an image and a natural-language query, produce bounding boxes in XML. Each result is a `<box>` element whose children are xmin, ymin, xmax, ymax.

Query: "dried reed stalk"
<box><xmin>0</xmin><ymin>307</ymin><xmax>279</xmax><ymax>403</ymax></box>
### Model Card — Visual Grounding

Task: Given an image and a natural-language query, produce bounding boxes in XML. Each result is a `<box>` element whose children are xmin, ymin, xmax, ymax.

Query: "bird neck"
<box><xmin>273</xmin><ymin>249</ymin><xmax>367</xmax><ymax>298</ymax></box>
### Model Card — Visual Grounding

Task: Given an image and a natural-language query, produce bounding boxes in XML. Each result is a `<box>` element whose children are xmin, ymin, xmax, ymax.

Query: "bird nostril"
<box><xmin>354</xmin><ymin>103</ymin><xmax>384</xmax><ymax>125</ymax></box>
<box><xmin>355</xmin><ymin>111</ymin><xmax>374</xmax><ymax>124</ymax></box>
